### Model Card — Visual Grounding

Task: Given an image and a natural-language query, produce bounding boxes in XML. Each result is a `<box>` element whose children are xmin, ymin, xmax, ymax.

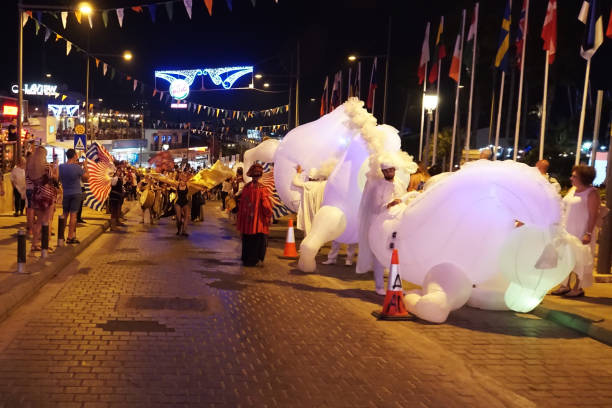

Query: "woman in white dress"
<box><xmin>551</xmin><ymin>165</ymin><xmax>600</xmax><ymax>297</ymax></box>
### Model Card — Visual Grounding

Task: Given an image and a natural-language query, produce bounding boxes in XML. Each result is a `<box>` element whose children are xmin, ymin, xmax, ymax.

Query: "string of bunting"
<box><xmin>29</xmin><ymin>0</ymin><xmax>280</xmax><ymax>31</ymax></box>
<box><xmin>23</xmin><ymin>13</ymin><xmax>289</xmax><ymax>125</ymax></box>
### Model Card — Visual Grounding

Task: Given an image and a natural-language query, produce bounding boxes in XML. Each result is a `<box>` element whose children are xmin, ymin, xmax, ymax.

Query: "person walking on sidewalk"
<box><xmin>10</xmin><ymin>157</ymin><xmax>26</xmax><ymax>216</ymax></box>
<box><xmin>59</xmin><ymin>149</ymin><xmax>89</xmax><ymax>244</ymax></box>
<box><xmin>237</xmin><ymin>163</ymin><xmax>273</xmax><ymax>267</ymax></box>
<box><xmin>551</xmin><ymin>165</ymin><xmax>601</xmax><ymax>298</ymax></box>
<box><xmin>26</xmin><ymin>146</ymin><xmax>58</xmax><ymax>252</ymax></box>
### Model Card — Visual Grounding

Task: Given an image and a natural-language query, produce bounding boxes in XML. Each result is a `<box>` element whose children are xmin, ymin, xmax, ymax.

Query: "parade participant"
<box><xmin>221</xmin><ymin>177</ymin><xmax>232</xmax><ymax>211</ymax></box>
<box><xmin>229</xmin><ymin>167</ymin><xmax>245</xmax><ymax>223</ymax></box>
<box><xmin>551</xmin><ymin>165</ymin><xmax>600</xmax><ymax>297</ymax></box>
<box><xmin>59</xmin><ymin>149</ymin><xmax>89</xmax><ymax>244</ymax></box>
<box><xmin>535</xmin><ymin>159</ymin><xmax>561</xmax><ymax>194</ymax></box>
<box><xmin>357</xmin><ymin>157</ymin><xmax>408</xmax><ymax>295</ymax></box>
<box><xmin>292</xmin><ymin>165</ymin><xmax>326</xmax><ymax>235</ymax></box>
<box><xmin>237</xmin><ymin>163</ymin><xmax>273</xmax><ymax>266</ymax></box>
<box><xmin>10</xmin><ymin>157</ymin><xmax>26</xmax><ymax>216</ymax></box>
<box><xmin>174</xmin><ymin>172</ymin><xmax>190</xmax><ymax>236</ymax></box>
<box><xmin>27</xmin><ymin>146</ymin><xmax>58</xmax><ymax>251</ymax></box>
<box><xmin>408</xmin><ymin>162</ymin><xmax>430</xmax><ymax>192</ymax></box>
<box><xmin>109</xmin><ymin>168</ymin><xmax>124</xmax><ymax>231</ymax></box>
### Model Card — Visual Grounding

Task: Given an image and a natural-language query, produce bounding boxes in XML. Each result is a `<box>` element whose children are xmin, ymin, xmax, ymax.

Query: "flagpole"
<box><xmin>513</xmin><ymin>0</ymin><xmax>529</xmax><ymax>161</ymax></box>
<box><xmin>590</xmin><ymin>89</ymin><xmax>604</xmax><ymax>166</ymax></box>
<box><xmin>465</xmin><ymin>3</ymin><xmax>479</xmax><ymax>164</ymax></box>
<box><xmin>539</xmin><ymin>50</ymin><xmax>550</xmax><ymax>160</ymax></box>
<box><xmin>494</xmin><ymin>71</ymin><xmax>505</xmax><ymax>161</ymax></box>
<box><xmin>450</xmin><ymin>10</ymin><xmax>466</xmax><ymax>172</ymax></box>
<box><xmin>576</xmin><ymin>58</ymin><xmax>591</xmax><ymax>165</ymax></box>
<box><xmin>418</xmin><ymin>61</ymin><xmax>428</xmax><ymax>162</ymax></box>
<box><xmin>432</xmin><ymin>61</ymin><xmax>441</xmax><ymax>166</ymax></box>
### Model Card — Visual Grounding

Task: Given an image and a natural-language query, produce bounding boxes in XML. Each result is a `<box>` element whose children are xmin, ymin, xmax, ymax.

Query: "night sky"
<box><xmin>2</xmin><ymin>0</ymin><xmax>611</xmax><ymax>151</ymax></box>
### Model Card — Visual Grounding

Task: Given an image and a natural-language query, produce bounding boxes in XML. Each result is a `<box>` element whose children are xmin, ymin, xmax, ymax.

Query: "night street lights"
<box><xmin>122</xmin><ymin>50</ymin><xmax>133</xmax><ymax>61</ymax></box>
<box><xmin>422</xmin><ymin>93</ymin><xmax>438</xmax><ymax>167</ymax></box>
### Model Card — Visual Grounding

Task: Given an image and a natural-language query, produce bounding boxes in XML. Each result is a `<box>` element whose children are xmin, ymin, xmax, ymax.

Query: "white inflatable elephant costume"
<box><xmin>271</xmin><ymin>99</ymin><xmax>415</xmax><ymax>272</ymax></box>
<box><xmin>365</xmin><ymin>160</ymin><xmax>581</xmax><ymax>323</ymax></box>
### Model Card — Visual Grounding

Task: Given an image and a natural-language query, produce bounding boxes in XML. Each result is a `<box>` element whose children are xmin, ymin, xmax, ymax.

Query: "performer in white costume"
<box><xmin>357</xmin><ymin>156</ymin><xmax>408</xmax><ymax>295</ymax></box>
<box><xmin>292</xmin><ymin>166</ymin><xmax>326</xmax><ymax>235</ymax></box>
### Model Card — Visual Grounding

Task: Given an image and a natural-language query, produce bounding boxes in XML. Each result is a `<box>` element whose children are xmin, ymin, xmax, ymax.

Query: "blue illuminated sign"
<box><xmin>155</xmin><ymin>66</ymin><xmax>254</xmax><ymax>100</ymax></box>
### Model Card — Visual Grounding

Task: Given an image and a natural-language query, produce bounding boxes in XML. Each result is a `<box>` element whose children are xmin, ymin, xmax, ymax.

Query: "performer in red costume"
<box><xmin>237</xmin><ymin>163</ymin><xmax>273</xmax><ymax>266</ymax></box>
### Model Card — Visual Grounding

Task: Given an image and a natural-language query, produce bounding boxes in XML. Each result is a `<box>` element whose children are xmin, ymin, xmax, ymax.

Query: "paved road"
<box><xmin>1</xmin><ymin>204</ymin><xmax>612</xmax><ymax>407</ymax></box>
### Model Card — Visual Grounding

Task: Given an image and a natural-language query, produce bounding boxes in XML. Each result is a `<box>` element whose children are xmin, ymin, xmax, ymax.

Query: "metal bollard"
<box><xmin>57</xmin><ymin>215</ymin><xmax>65</xmax><ymax>247</ymax></box>
<box><xmin>17</xmin><ymin>229</ymin><xmax>26</xmax><ymax>273</ymax></box>
<box><xmin>41</xmin><ymin>224</ymin><xmax>49</xmax><ymax>258</ymax></box>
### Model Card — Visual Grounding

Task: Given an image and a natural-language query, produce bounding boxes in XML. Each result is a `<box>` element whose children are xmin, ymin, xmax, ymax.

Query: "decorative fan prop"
<box><xmin>261</xmin><ymin>162</ymin><xmax>291</xmax><ymax>220</ymax></box>
<box><xmin>83</xmin><ymin>142</ymin><xmax>116</xmax><ymax>211</ymax></box>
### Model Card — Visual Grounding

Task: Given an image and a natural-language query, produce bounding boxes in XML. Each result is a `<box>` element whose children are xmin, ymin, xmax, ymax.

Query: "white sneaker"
<box><xmin>322</xmin><ymin>259</ymin><xmax>337</xmax><ymax>265</ymax></box>
<box><xmin>375</xmin><ymin>288</ymin><xmax>386</xmax><ymax>296</ymax></box>
<box><xmin>345</xmin><ymin>259</ymin><xmax>353</xmax><ymax>266</ymax></box>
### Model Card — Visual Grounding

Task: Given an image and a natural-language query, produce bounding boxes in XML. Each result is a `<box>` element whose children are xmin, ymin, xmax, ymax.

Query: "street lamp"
<box><xmin>45</xmin><ymin>73</ymin><xmax>52</xmax><ymax>78</ymax></box>
<box><xmin>122</xmin><ymin>50</ymin><xmax>133</xmax><ymax>61</ymax></box>
<box><xmin>263</xmin><ymin>83</ymin><xmax>270</xmax><ymax>88</ymax></box>
<box><xmin>254</xmin><ymin>73</ymin><xmax>263</xmax><ymax>79</ymax></box>
<box><xmin>347</xmin><ymin>55</ymin><xmax>357</xmax><ymax>62</ymax></box>
<box><xmin>78</xmin><ymin>2</ymin><xmax>93</xmax><ymax>14</ymax></box>
<box><xmin>422</xmin><ymin>93</ymin><xmax>438</xmax><ymax>167</ymax></box>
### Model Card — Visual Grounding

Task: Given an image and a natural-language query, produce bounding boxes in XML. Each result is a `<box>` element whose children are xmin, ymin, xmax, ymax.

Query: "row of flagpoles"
<box><xmin>417</xmin><ymin>0</ymin><xmax>612</xmax><ymax>171</ymax></box>
<box><xmin>319</xmin><ymin>58</ymin><xmax>378</xmax><ymax>116</ymax></box>
<box><xmin>22</xmin><ymin>12</ymin><xmax>290</xmax><ymax>131</ymax></box>
<box><xmin>28</xmin><ymin>0</ymin><xmax>280</xmax><ymax>31</ymax></box>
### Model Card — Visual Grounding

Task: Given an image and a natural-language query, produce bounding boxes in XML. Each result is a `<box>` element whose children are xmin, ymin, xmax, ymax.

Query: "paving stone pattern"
<box><xmin>0</xmin><ymin>206</ymin><xmax>612</xmax><ymax>407</ymax></box>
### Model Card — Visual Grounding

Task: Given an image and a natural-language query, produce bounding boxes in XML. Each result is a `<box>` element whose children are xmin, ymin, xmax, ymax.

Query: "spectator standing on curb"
<box><xmin>26</xmin><ymin>146</ymin><xmax>58</xmax><ymax>252</ymax></box>
<box><xmin>221</xmin><ymin>178</ymin><xmax>232</xmax><ymax>211</ymax></box>
<box><xmin>10</xmin><ymin>157</ymin><xmax>26</xmax><ymax>216</ymax></box>
<box><xmin>59</xmin><ymin>149</ymin><xmax>89</xmax><ymax>244</ymax></box>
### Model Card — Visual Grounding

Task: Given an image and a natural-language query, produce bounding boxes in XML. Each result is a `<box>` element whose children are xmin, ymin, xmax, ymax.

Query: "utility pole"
<box><xmin>382</xmin><ymin>15</ymin><xmax>392</xmax><ymax>123</ymax></box>
<box><xmin>17</xmin><ymin>4</ymin><xmax>24</xmax><ymax>162</ymax></box>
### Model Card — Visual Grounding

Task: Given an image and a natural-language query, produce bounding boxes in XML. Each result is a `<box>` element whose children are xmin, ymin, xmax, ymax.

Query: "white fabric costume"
<box><xmin>292</xmin><ymin>171</ymin><xmax>326</xmax><ymax>235</ymax></box>
<box><xmin>560</xmin><ymin>186</ymin><xmax>596</xmax><ymax>288</ymax></box>
<box><xmin>357</xmin><ymin>170</ymin><xmax>407</xmax><ymax>294</ymax></box>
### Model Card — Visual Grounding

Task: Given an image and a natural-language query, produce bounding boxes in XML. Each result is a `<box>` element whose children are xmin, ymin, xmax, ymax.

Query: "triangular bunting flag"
<box><xmin>44</xmin><ymin>28</ymin><xmax>51</xmax><ymax>42</ymax></box>
<box><xmin>204</xmin><ymin>0</ymin><xmax>213</xmax><ymax>16</ymax></box>
<box><xmin>116</xmin><ymin>8</ymin><xmax>124</xmax><ymax>27</ymax></box>
<box><xmin>61</xmin><ymin>95</ymin><xmax>67</xmax><ymax>101</ymax></box>
<box><xmin>103</xmin><ymin>63</ymin><xmax>108</xmax><ymax>76</ymax></box>
<box><xmin>183</xmin><ymin>0</ymin><xmax>193</xmax><ymax>19</ymax></box>
<box><xmin>61</xmin><ymin>11</ymin><xmax>67</xmax><ymax>28</ymax></box>
<box><xmin>22</xmin><ymin>12</ymin><xmax>29</xmax><ymax>28</ymax></box>
<box><xmin>55</xmin><ymin>33</ymin><xmax>62</xmax><ymax>41</ymax></box>
<box><xmin>250</xmin><ymin>0</ymin><xmax>256</xmax><ymax>6</ymax></box>
<box><xmin>88</xmin><ymin>14</ymin><xmax>93</xmax><ymax>29</ymax></box>
<box><xmin>75</xmin><ymin>10</ymin><xmax>82</xmax><ymax>24</ymax></box>
<box><xmin>153</xmin><ymin>89</ymin><xmax>157</xmax><ymax>97</ymax></box>
<box><xmin>66</xmin><ymin>41</ymin><xmax>72</xmax><ymax>55</ymax></box>
<box><xmin>131</xmin><ymin>6</ymin><xmax>144</xmax><ymax>13</ymax></box>
<box><xmin>110</xmin><ymin>68</ymin><xmax>116</xmax><ymax>80</ymax></box>
<box><xmin>126</xmin><ymin>76</ymin><xmax>132</xmax><ymax>81</ymax></box>
<box><xmin>95</xmin><ymin>58</ymin><xmax>100</xmax><ymax>68</ymax></box>
<box><xmin>147</xmin><ymin>4</ymin><xmax>157</xmax><ymax>23</ymax></box>
<box><xmin>34</xmin><ymin>20</ymin><xmax>40</xmax><ymax>35</ymax></box>
<box><xmin>102</xmin><ymin>10</ymin><xmax>109</xmax><ymax>27</ymax></box>
<box><xmin>160</xmin><ymin>91</ymin><xmax>164</xmax><ymax>101</ymax></box>
<box><xmin>35</xmin><ymin>11</ymin><xmax>42</xmax><ymax>22</ymax></box>
<box><xmin>133</xmin><ymin>79</ymin><xmax>138</xmax><ymax>91</ymax></box>
<box><xmin>197</xmin><ymin>105</ymin><xmax>202</xmax><ymax>114</ymax></box>
<box><xmin>165</xmin><ymin>2</ymin><xmax>174</xmax><ymax>20</ymax></box>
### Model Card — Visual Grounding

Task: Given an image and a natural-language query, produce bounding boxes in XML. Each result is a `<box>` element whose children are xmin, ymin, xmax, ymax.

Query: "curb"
<box><xmin>531</xmin><ymin>305</ymin><xmax>612</xmax><ymax>347</ymax></box>
<box><xmin>0</xmin><ymin>205</ymin><xmax>134</xmax><ymax>324</ymax></box>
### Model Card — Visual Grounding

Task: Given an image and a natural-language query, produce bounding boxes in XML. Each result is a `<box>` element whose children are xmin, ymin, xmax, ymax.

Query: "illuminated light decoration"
<box><xmin>155</xmin><ymin>66</ymin><xmax>253</xmax><ymax>99</ymax></box>
<box><xmin>48</xmin><ymin>104</ymin><xmax>79</xmax><ymax>118</ymax></box>
<box><xmin>12</xmin><ymin>83</ymin><xmax>59</xmax><ymax>97</ymax></box>
<box><xmin>202</xmin><ymin>66</ymin><xmax>254</xmax><ymax>89</ymax></box>
<box><xmin>171</xmin><ymin>103</ymin><xmax>188</xmax><ymax>109</ymax></box>
<box><xmin>3</xmin><ymin>105</ymin><xmax>18</xmax><ymax>116</ymax></box>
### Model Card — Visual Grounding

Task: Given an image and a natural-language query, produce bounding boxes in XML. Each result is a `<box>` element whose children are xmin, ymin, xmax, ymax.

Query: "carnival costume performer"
<box><xmin>237</xmin><ymin>163</ymin><xmax>273</xmax><ymax>266</ymax></box>
<box><xmin>174</xmin><ymin>173</ymin><xmax>191</xmax><ymax>236</ymax></box>
<box><xmin>357</xmin><ymin>158</ymin><xmax>408</xmax><ymax>295</ymax></box>
<box><xmin>292</xmin><ymin>165</ymin><xmax>326</xmax><ymax>235</ymax></box>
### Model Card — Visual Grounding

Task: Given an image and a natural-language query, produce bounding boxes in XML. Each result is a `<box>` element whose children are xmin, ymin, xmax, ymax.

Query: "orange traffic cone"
<box><xmin>372</xmin><ymin>249</ymin><xmax>412</xmax><ymax>320</ymax></box>
<box><xmin>281</xmin><ymin>219</ymin><xmax>299</xmax><ymax>258</ymax></box>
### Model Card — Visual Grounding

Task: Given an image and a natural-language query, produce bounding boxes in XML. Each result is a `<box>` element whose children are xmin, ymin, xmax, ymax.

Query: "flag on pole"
<box><xmin>578</xmin><ymin>0</ymin><xmax>604</xmax><ymax>59</ymax></box>
<box><xmin>349</xmin><ymin>62</ymin><xmax>361</xmax><ymax>99</ymax></box>
<box><xmin>494</xmin><ymin>0</ymin><xmax>512</xmax><ymax>72</ymax></box>
<box><xmin>541</xmin><ymin>0</ymin><xmax>557</xmax><ymax>64</ymax></box>
<box><xmin>418</xmin><ymin>22</ymin><xmax>430</xmax><ymax>85</ymax></box>
<box><xmin>330</xmin><ymin>71</ymin><xmax>341</xmax><ymax>110</ymax></box>
<box><xmin>449</xmin><ymin>34</ymin><xmax>461</xmax><ymax>82</ymax></box>
<box><xmin>516</xmin><ymin>0</ymin><xmax>527</xmax><ymax>67</ymax></box>
<box><xmin>367</xmin><ymin>57</ymin><xmax>378</xmax><ymax>110</ymax></box>
<box><xmin>608</xmin><ymin>9</ymin><xmax>612</xmax><ymax>38</ymax></box>
<box><xmin>467</xmin><ymin>5</ymin><xmax>478</xmax><ymax>42</ymax></box>
<box><xmin>428</xmin><ymin>17</ymin><xmax>446</xmax><ymax>84</ymax></box>
<box><xmin>320</xmin><ymin>76</ymin><xmax>328</xmax><ymax>116</ymax></box>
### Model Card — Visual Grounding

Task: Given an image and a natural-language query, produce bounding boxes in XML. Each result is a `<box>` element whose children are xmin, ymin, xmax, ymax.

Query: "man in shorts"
<box><xmin>59</xmin><ymin>149</ymin><xmax>89</xmax><ymax>244</ymax></box>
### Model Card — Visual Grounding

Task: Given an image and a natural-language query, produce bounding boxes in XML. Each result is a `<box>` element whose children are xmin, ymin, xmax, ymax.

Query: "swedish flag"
<box><xmin>495</xmin><ymin>0</ymin><xmax>512</xmax><ymax>72</ymax></box>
